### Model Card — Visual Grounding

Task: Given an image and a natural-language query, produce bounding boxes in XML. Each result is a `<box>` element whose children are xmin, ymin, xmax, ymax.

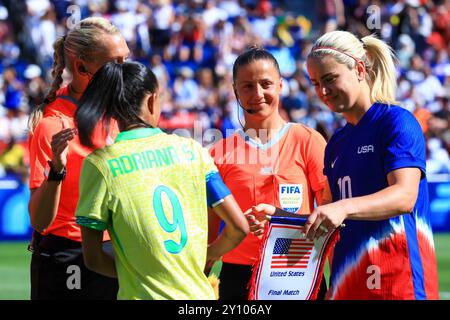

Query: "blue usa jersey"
<box><xmin>324</xmin><ymin>103</ymin><xmax>438</xmax><ymax>300</ymax></box>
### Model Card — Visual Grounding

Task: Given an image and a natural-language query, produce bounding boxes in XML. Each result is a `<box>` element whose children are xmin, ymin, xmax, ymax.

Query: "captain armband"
<box><xmin>206</xmin><ymin>171</ymin><xmax>231</xmax><ymax>208</ymax></box>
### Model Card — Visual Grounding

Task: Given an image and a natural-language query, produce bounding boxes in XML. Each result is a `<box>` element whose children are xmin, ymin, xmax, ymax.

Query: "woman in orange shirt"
<box><xmin>209</xmin><ymin>46</ymin><xmax>327</xmax><ymax>300</ymax></box>
<box><xmin>27</xmin><ymin>17</ymin><xmax>129</xmax><ymax>300</ymax></box>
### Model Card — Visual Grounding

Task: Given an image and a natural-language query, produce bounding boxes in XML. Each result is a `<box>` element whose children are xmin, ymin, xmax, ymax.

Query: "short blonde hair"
<box><xmin>309</xmin><ymin>31</ymin><xmax>398</xmax><ymax>106</ymax></box>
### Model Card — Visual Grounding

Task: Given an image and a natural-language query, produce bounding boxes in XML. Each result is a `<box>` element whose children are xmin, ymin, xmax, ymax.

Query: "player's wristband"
<box><xmin>47</xmin><ymin>160</ymin><xmax>66</xmax><ymax>182</ymax></box>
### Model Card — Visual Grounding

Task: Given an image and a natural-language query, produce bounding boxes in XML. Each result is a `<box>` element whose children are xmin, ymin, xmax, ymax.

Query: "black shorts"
<box><xmin>30</xmin><ymin>231</ymin><xmax>118</xmax><ymax>300</ymax></box>
<box><xmin>218</xmin><ymin>262</ymin><xmax>254</xmax><ymax>300</ymax></box>
<box><xmin>218</xmin><ymin>262</ymin><xmax>328</xmax><ymax>300</ymax></box>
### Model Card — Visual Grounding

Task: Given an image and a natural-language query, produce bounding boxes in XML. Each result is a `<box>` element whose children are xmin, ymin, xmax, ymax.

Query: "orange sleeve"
<box><xmin>305</xmin><ymin>129</ymin><xmax>327</xmax><ymax>193</ymax></box>
<box><xmin>28</xmin><ymin>117</ymin><xmax>64</xmax><ymax>189</ymax></box>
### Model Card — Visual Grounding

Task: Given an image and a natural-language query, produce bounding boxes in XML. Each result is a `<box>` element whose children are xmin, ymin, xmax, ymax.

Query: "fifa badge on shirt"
<box><xmin>279</xmin><ymin>184</ymin><xmax>303</xmax><ymax>213</ymax></box>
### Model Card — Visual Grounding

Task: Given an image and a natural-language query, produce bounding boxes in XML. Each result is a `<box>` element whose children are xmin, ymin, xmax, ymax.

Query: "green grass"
<box><xmin>435</xmin><ymin>233</ymin><xmax>450</xmax><ymax>298</ymax></box>
<box><xmin>0</xmin><ymin>242</ymin><xmax>30</xmax><ymax>300</ymax></box>
<box><xmin>1</xmin><ymin>234</ymin><xmax>450</xmax><ymax>300</ymax></box>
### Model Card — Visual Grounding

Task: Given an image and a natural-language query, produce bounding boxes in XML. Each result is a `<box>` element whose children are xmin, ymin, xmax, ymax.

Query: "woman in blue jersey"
<box><xmin>73</xmin><ymin>61</ymin><xmax>249</xmax><ymax>299</ymax></box>
<box><xmin>246</xmin><ymin>30</ymin><xmax>439</xmax><ymax>300</ymax></box>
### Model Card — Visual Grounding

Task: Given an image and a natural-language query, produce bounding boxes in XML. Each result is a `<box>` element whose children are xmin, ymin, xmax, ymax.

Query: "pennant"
<box><xmin>248</xmin><ymin>215</ymin><xmax>340</xmax><ymax>300</ymax></box>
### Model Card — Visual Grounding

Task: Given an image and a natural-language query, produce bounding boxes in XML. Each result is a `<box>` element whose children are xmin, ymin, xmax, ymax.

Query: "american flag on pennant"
<box><xmin>248</xmin><ymin>215</ymin><xmax>341</xmax><ymax>300</ymax></box>
<box><xmin>271</xmin><ymin>238</ymin><xmax>314</xmax><ymax>269</ymax></box>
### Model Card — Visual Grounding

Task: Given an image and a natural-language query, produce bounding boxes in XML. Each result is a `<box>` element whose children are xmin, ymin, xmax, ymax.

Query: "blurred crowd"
<box><xmin>0</xmin><ymin>0</ymin><xmax>449</xmax><ymax>180</ymax></box>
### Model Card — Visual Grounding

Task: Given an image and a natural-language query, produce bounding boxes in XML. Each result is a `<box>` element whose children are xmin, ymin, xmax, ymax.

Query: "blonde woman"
<box><xmin>27</xmin><ymin>17</ymin><xmax>129</xmax><ymax>300</ymax></box>
<box><xmin>247</xmin><ymin>31</ymin><xmax>439</xmax><ymax>300</ymax></box>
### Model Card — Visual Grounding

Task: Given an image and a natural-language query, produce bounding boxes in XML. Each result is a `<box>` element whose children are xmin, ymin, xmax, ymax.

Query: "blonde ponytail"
<box><xmin>27</xmin><ymin>17</ymin><xmax>121</xmax><ymax>133</ymax></box>
<box><xmin>309</xmin><ymin>31</ymin><xmax>398</xmax><ymax>105</ymax></box>
<box><xmin>28</xmin><ymin>36</ymin><xmax>66</xmax><ymax>133</ymax></box>
<box><xmin>361</xmin><ymin>35</ymin><xmax>398</xmax><ymax>105</ymax></box>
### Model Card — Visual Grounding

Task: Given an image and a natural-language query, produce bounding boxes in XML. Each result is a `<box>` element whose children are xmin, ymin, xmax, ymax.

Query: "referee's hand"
<box><xmin>51</xmin><ymin>118</ymin><xmax>77</xmax><ymax>172</ymax></box>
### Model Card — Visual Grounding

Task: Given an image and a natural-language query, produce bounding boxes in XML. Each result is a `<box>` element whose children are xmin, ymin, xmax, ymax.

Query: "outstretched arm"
<box><xmin>304</xmin><ymin>167</ymin><xmax>421</xmax><ymax>240</ymax></box>
<box><xmin>206</xmin><ymin>195</ymin><xmax>249</xmax><ymax>271</ymax></box>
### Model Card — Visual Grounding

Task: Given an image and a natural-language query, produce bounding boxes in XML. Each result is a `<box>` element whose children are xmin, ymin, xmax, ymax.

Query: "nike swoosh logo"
<box><xmin>331</xmin><ymin>157</ymin><xmax>338</xmax><ymax>168</ymax></box>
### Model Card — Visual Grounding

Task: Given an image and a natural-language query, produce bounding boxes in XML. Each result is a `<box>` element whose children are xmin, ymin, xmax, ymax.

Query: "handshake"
<box><xmin>244</xmin><ymin>203</ymin><xmax>346</xmax><ymax>241</ymax></box>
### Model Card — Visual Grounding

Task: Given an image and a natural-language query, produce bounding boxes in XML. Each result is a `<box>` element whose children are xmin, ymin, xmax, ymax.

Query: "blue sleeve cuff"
<box><xmin>206</xmin><ymin>171</ymin><xmax>231</xmax><ymax>208</ymax></box>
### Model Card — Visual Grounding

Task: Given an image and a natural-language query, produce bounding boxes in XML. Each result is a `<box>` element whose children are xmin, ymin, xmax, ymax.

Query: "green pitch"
<box><xmin>1</xmin><ymin>233</ymin><xmax>450</xmax><ymax>300</ymax></box>
<box><xmin>435</xmin><ymin>233</ymin><xmax>450</xmax><ymax>300</ymax></box>
<box><xmin>0</xmin><ymin>242</ymin><xmax>30</xmax><ymax>300</ymax></box>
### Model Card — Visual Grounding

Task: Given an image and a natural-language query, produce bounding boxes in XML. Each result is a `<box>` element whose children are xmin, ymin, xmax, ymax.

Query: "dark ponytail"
<box><xmin>76</xmin><ymin>63</ymin><xmax>124</xmax><ymax>147</ymax></box>
<box><xmin>76</xmin><ymin>61</ymin><xmax>159</xmax><ymax>147</ymax></box>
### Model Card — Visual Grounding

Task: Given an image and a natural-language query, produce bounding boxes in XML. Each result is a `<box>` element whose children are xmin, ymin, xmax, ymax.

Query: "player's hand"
<box><xmin>244</xmin><ymin>203</ymin><xmax>276</xmax><ymax>221</ymax></box>
<box><xmin>51</xmin><ymin>118</ymin><xmax>77</xmax><ymax>172</ymax></box>
<box><xmin>205</xmin><ymin>244</ymin><xmax>222</xmax><ymax>276</ymax></box>
<box><xmin>304</xmin><ymin>202</ymin><xmax>347</xmax><ymax>240</ymax></box>
<box><xmin>245</xmin><ymin>214</ymin><xmax>265</xmax><ymax>238</ymax></box>
<box><xmin>244</xmin><ymin>204</ymin><xmax>276</xmax><ymax>238</ymax></box>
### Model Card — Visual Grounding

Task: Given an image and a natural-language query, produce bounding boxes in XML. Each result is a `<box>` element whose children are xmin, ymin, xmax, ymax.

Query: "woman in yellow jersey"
<box><xmin>27</xmin><ymin>17</ymin><xmax>129</xmax><ymax>300</ymax></box>
<box><xmin>74</xmin><ymin>61</ymin><xmax>249</xmax><ymax>299</ymax></box>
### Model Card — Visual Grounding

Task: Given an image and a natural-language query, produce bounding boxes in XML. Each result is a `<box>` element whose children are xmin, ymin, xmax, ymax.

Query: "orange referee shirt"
<box><xmin>210</xmin><ymin>123</ymin><xmax>327</xmax><ymax>265</ymax></box>
<box><xmin>28</xmin><ymin>86</ymin><xmax>118</xmax><ymax>242</ymax></box>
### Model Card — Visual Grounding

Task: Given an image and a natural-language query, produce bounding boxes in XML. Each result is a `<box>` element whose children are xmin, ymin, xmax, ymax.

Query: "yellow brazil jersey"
<box><xmin>76</xmin><ymin>128</ymin><xmax>216</xmax><ymax>300</ymax></box>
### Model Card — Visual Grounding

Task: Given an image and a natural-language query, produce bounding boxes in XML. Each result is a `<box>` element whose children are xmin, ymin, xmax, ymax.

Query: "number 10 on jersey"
<box><xmin>337</xmin><ymin>176</ymin><xmax>353</xmax><ymax>200</ymax></box>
